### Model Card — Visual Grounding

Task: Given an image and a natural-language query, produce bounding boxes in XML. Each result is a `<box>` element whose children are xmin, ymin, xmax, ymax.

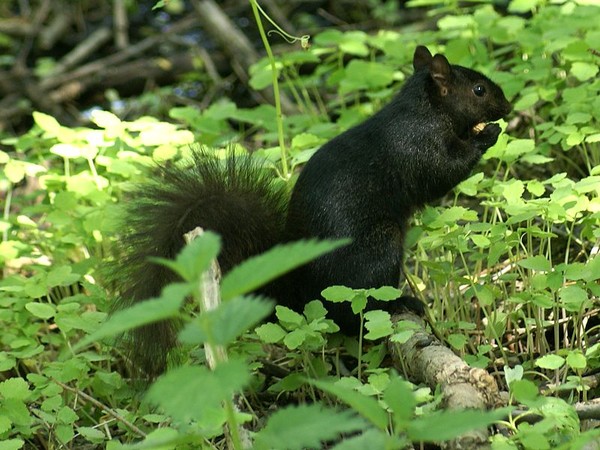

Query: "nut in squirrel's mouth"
<box><xmin>472</xmin><ymin>122</ymin><xmax>487</xmax><ymax>134</ymax></box>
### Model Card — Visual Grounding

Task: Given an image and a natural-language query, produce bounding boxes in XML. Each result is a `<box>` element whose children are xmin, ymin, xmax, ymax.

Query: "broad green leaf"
<box><xmin>571</xmin><ymin>62</ymin><xmax>598</xmax><ymax>81</ymax></box>
<box><xmin>407</xmin><ymin>408</ymin><xmax>509</xmax><ymax>442</ymax></box>
<box><xmin>566</xmin><ymin>351</ymin><xmax>586</xmax><ymax>370</ymax></box>
<box><xmin>254</xmin><ymin>404</ymin><xmax>366</xmax><ymax>450</ymax></box>
<box><xmin>535</xmin><ymin>354</ymin><xmax>565</xmax><ymax>370</ymax></box>
<box><xmin>178</xmin><ymin>296</ymin><xmax>273</xmax><ymax>346</ymax></box>
<box><xmin>283</xmin><ymin>329</ymin><xmax>307</xmax><ymax>349</ymax></box>
<box><xmin>256</xmin><ymin>322</ymin><xmax>287</xmax><ymax>343</ymax></box>
<box><xmin>330</xmin><ymin>429</ymin><xmax>397</xmax><ymax>450</ymax></box>
<box><xmin>321</xmin><ymin>285</ymin><xmax>356</xmax><ymax>302</ymax></box>
<box><xmin>517</xmin><ymin>256</ymin><xmax>552</xmax><ymax>272</ymax></box>
<box><xmin>310</xmin><ymin>379</ymin><xmax>388</xmax><ymax>429</ymax></box>
<box><xmin>221</xmin><ymin>239</ymin><xmax>349</xmax><ymax>301</ymax></box>
<box><xmin>368</xmin><ymin>286</ymin><xmax>401</xmax><ymax>301</ymax></box>
<box><xmin>276</xmin><ymin>305</ymin><xmax>304</xmax><ymax>326</ymax></box>
<box><xmin>73</xmin><ymin>283</ymin><xmax>189</xmax><ymax>351</ymax></box>
<box><xmin>364</xmin><ymin>310</ymin><xmax>393</xmax><ymax>340</ymax></box>
<box><xmin>25</xmin><ymin>302</ymin><xmax>56</xmax><ymax>320</ymax></box>
<box><xmin>0</xmin><ymin>439</ymin><xmax>25</xmax><ymax>450</ymax></box>
<box><xmin>559</xmin><ymin>285</ymin><xmax>589</xmax><ymax>311</ymax></box>
<box><xmin>146</xmin><ymin>359</ymin><xmax>250</xmax><ymax>425</ymax></box>
<box><xmin>0</xmin><ymin>378</ymin><xmax>30</xmax><ymax>400</ymax></box>
<box><xmin>153</xmin><ymin>231</ymin><xmax>220</xmax><ymax>283</ymax></box>
<box><xmin>383</xmin><ymin>377</ymin><xmax>416</xmax><ymax>423</ymax></box>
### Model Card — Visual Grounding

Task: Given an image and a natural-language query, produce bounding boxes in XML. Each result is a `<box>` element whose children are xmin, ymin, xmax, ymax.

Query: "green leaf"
<box><xmin>559</xmin><ymin>285</ymin><xmax>589</xmax><ymax>311</ymax></box>
<box><xmin>4</xmin><ymin>160</ymin><xmax>26</xmax><ymax>183</ymax></box>
<box><xmin>0</xmin><ymin>378</ymin><xmax>30</xmax><ymax>400</ymax></box>
<box><xmin>283</xmin><ymin>329</ymin><xmax>307</xmax><ymax>349</ymax></box>
<box><xmin>310</xmin><ymin>379</ymin><xmax>388</xmax><ymax>429</ymax></box>
<box><xmin>566</xmin><ymin>351</ymin><xmax>586</xmax><ymax>370</ymax></box>
<box><xmin>276</xmin><ymin>305</ymin><xmax>304</xmax><ymax>327</ymax></box>
<box><xmin>114</xmin><ymin>427</ymin><xmax>181</xmax><ymax>449</ymax></box>
<box><xmin>0</xmin><ymin>439</ymin><xmax>25</xmax><ymax>450</ymax></box>
<box><xmin>510</xmin><ymin>379</ymin><xmax>541</xmax><ymax>407</ymax></box>
<box><xmin>329</xmin><ymin>429</ymin><xmax>396</xmax><ymax>450</ymax></box>
<box><xmin>25</xmin><ymin>302</ymin><xmax>56</xmax><ymax>320</ymax></box>
<box><xmin>368</xmin><ymin>286</ymin><xmax>401</xmax><ymax>301</ymax></box>
<box><xmin>146</xmin><ymin>359</ymin><xmax>250</xmax><ymax>425</ymax></box>
<box><xmin>46</xmin><ymin>266</ymin><xmax>80</xmax><ymax>288</ymax></box>
<box><xmin>535</xmin><ymin>354</ymin><xmax>565</xmax><ymax>370</ymax></box>
<box><xmin>571</xmin><ymin>62</ymin><xmax>598</xmax><ymax>81</ymax></box>
<box><xmin>407</xmin><ymin>408</ymin><xmax>509</xmax><ymax>442</ymax></box>
<box><xmin>340</xmin><ymin>60</ymin><xmax>394</xmax><ymax>93</ymax></box>
<box><xmin>154</xmin><ymin>232</ymin><xmax>221</xmax><ymax>283</ymax></box>
<box><xmin>33</xmin><ymin>111</ymin><xmax>62</xmax><ymax>136</ymax></box>
<box><xmin>254</xmin><ymin>404</ymin><xmax>367</xmax><ymax>450</ymax></box>
<box><xmin>364</xmin><ymin>310</ymin><xmax>393</xmax><ymax>340</ymax></box>
<box><xmin>256</xmin><ymin>322</ymin><xmax>287</xmax><ymax>343</ymax></box>
<box><xmin>77</xmin><ymin>427</ymin><xmax>105</xmax><ymax>442</ymax></box>
<box><xmin>517</xmin><ymin>256</ymin><xmax>552</xmax><ymax>272</ymax></box>
<box><xmin>383</xmin><ymin>377</ymin><xmax>416</xmax><ymax>423</ymax></box>
<box><xmin>90</xmin><ymin>110</ymin><xmax>122</xmax><ymax>129</ymax></box>
<box><xmin>221</xmin><ymin>239</ymin><xmax>349</xmax><ymax>301</ymax></box>
<box><xmin>178</xmin><ymin>296</ymin><xmax>273</xmax><ymax>346</ymax></box>
<box><xmin>73</xmin><ymin>283</ymin><xmax>189</xmax><ymax>351</ymax></box>
<box><xmin>321</xmin><ymin>285</ymin><xmax>356</xmax><ymax>302</ymax></box>
<box><xmin>504</xmin><ymin>365</ymin><xmax>524</xmax><ymax>386</ymax></box>
<box><xmin>304</xmin><ymin>300</ymin><xmax>328</xmax><ymax>322</ymax></box>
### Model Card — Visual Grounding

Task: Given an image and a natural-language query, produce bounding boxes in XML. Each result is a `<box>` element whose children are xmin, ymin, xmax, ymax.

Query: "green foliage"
<box><xmin>1</xmin><ymin>0</ymin><xmax>599</xmax><ymax>448</ymax></box>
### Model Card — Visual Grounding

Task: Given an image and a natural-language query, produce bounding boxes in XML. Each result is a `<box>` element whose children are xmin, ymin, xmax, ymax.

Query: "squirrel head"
<box><xmin>413</xmin><ymin>46</ymin><xmax>512</xmax><ymax>138</ymax></box>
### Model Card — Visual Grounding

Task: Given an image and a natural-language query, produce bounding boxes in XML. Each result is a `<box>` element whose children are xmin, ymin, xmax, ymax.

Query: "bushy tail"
<box><xmin>107</xmin><ymin>150</ymin><xmax>288</xmax><ymax>378</ymax></box>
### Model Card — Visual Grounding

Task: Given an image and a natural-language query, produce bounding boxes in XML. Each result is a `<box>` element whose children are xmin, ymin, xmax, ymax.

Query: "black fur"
<box><xmin>283</xmin><ymin>46</ymin><xmax>511</xmax><ymax>331</ymax></box>
<box><xmin>109</xmin><ymin>46</ymin><xmax>511</xmax><ymax>377</ymax></box>
<box><xmin>109</xmin><ymin>152</ymin><xmax>288</xmax><ymax>376</ymax></box>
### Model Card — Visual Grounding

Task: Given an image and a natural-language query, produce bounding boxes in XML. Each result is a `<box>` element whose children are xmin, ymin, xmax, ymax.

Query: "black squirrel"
<box><xmin>111</xmin><ymin>46</ymin><xmax>512</xmax><ymax>377</ymax></box>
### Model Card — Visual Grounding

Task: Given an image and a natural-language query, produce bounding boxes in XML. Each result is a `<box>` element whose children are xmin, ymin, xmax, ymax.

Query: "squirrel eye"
<box><xmin>473</xmin><ymin>84</ymin><xmax>486</xmax><ymax>97</ymax></box>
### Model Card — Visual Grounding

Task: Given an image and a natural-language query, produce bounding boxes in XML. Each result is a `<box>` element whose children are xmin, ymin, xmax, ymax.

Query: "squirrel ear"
<box><xmin>430</xmin><ymin>54</ymin><xmax>452</xmax><ymax>96</ymax></box>
<box><xmin>413</xmin><ymin>46</ymin><xmax>433</xmax><ymax>71</ymax></box>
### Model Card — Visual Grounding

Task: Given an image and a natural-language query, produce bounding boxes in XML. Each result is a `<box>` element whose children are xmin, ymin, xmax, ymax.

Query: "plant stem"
<box><xmin>249</xmin><ymin>0</ymin><xmax>289</xmax><ymax>179</ymax></box>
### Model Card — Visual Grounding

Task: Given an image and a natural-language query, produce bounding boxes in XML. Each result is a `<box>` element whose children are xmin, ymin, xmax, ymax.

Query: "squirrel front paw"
<box><xmin>473</xmin><ymin>123</ymin><xmax>502</xmax><ymax>152</ymax></box>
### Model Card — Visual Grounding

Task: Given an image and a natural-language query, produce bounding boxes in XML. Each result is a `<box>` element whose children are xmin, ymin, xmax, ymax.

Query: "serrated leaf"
<box><xmin>559</xmin><ymin>285</ymin><xmax>589</xmax><ymax>311</ymax></box>
<box><xmin>146</xmin><ymin>359</ymin><xmax>250</xmax><ymax>424</ymax></box>
<box><xmin>155</xmin><ymin>232</ymin><xmax>221</xmax><ymax>282</ymax></box>
<box><xmin>179</xmin><ymin>296</ymin><xmax>273</xmax><ymax>346</ymax></box>
<box><xmin>46</xmin><ymin>266</ymin><xmax>80</xmax><ymax>288</ymax></box>
<box><xmin>221</xmin><ymin>239</ymin><xmax>349</xmax><ymax>301</ymax></box>
<box><xmin>310</xmin><ymin>379</ymin><xmax>388</xmax><ymax>429</ymax></box>
<box><xmin>254</xmin><ymin>404</ymin><xmax>366</xmax><ymax>450</ymax></box>
<box><xmin>0</xmin><ymin>439</ymin><xmax>25</xmax><ymax>450</ymax></box>
<box><xmin>0</xmin><ymin>378</ymin><xmax>30</xmax><ymax>400</ymax></box>
<box><xmin>383</xmin><ymin>377</ymin><xmax>416</xmax><ymax>423</ymax></box>
<box><xmin>73</xmin><ymin>283</ymin><xmax>189</xmax><ymax>351</ymax></box>
<box><xmin>364</xmin><ymin>310</ymin><xmax>393</xmax><ymax>340</ymax></box>
<box><xmin>256</xmin><ymin>322</ymin><xmax>287</xmax><ymax>343</ymax></box>
<box><xmin>407</xmin><ymin>408</ymin><xmax>509</xmax><ymax>442</ymax></box>
<box><xmin>368</xmin><ymin>286</ymin><xmax>401</xmax><ymax>301</ymax></box>
<box><xmin>283</xmin><ymin>329</ymin><xmax>307</xmax><ymax>349</ymax></box>
<box><xmin>276</xmin><ymin>305</ymin><xmax>304</xmax><ymax>326</ymax></box>
<box><xmin>321</xmin><ymin>285</ymin><xmax>356</xmax><ymax>302</ymax></box>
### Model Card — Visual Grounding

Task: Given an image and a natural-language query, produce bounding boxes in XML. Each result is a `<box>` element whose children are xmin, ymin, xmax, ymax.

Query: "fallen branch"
<box><xmin>388</xmin><ymin>311</ymin><xmax>502</xmax><ymax>449</ymax></box>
